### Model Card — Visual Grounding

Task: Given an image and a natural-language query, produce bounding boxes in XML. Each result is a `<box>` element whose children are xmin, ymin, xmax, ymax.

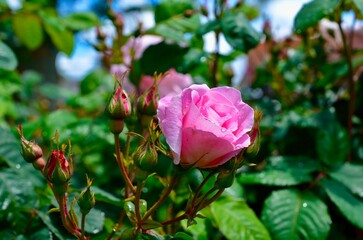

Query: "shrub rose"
<box><xmin>157</xmin><ymin>84</ymin><xmax>254</xmax><ymax>168</ymax></box>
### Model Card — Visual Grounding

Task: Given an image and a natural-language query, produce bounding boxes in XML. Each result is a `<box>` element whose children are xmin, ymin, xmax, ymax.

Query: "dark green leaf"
<box><xmin>238</xmin><ymin>169</ymin><xmax>312</xmax><ymax>186</ymax></box>
<box><xmin>36</xmin><ymin>210</ymin><xmax>66</xmax><ymax>240</ymax></box>
<box><xmin>12</xmin><ymin>13</ymin><xmax>43</xmax><ymax>50</ymax></box>
<box><xmin>266</xmin><ymin>156</ymin><xmax>321</xmax><ymax>173</ymax></box>
<box><xmin>321</xmin><ymin>178</ymin><xmax>363</xmax><ymax>229</ymax></box>
<box><xmin>62</xmin><ymin>12</ymin><xmax>99</xmax><ymax>31</ymax></box>
<box><xmin>293</xmin><ymin>0</ymin><xmax>340</xmax><ymax>33</ymax></box>
<box><xmin>172</xmin><ymin>232</ymin><xmax>193</xmax><ymax>240</ymax></box>
<box><xmin>196</xmin><ymin>19</ymin><xmax>220</xmax><ymax>36</ymax></box>
<box><xmin>154</xmin><ymin>0</ymin><xmax>194</xmax><ymax>23</ymax></box>
<box><xmin>139</xmin><ymin>42</ymin><xmax>188</xmax><ymax>75</ymax></box>
<box><xmin>329</xmin><ymin>163</ymin><xmax>363</xmax><ymax>198</ymax></box>
<box><xmin>0</xmin><ymin>127</ymin><xmax>23</xmax><ymax>167</ymax></box>
<box><xmin>211</xmin><ymin>196</ymin><xmax>271</xmax><ymax>240</ymax></box>
<box><xmin>0</xmin><ymin>41</ymin><xmax>18</xmax><ymax>70</ymax></box>
<box><xmin>220</xmin><ymin>10</ymin><xmax>261</xmax><ymax>52</ymax></box>
<box><xmin>92</xmin><ymin>186</ymin><xmax>123</xmax><ymax>206</ymax></box>
<box><xmin>261</xmin><ymin>189</ymin><xmax>331</xmax><ymax>240</ymax></box>
<box><xmin>316</xmin><ymin>122</ymin><xmax>349</xmax><ymax>168</ymax></box>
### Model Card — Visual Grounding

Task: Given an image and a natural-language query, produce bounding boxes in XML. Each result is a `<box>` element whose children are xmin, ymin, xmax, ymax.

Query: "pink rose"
<box><xmin>157</xmin><ymin>84</ymin><xmax>254</xmax><ymax>168</ymax></box>
<box><xmin>141</xmin><ymin>69</ymin><xmax>193</xmax><ymax>98</ymax></box>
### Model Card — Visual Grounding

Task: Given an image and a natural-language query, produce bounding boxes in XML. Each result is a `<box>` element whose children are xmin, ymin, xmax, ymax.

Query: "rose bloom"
<box><xmin>157</xmin><ymin>84</ymin><xmax>254</xmax><ymax>168</ymax></box>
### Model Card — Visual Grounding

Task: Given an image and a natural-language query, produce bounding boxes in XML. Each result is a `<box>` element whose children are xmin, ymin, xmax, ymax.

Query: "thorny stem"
<box><xmin>143</xmin><ymin>174</ymin><xmax>180</xmax><ymax>220</ymax></box>
<box><xmin>114</xmin><ymin>134</ymin><xmax>136</xmax><ymax>195</ymax></box>
<box><xmin>337</xmin><ymin>19</ymin><xmax>356</xmax><ymax>144</ymax></box>
<box><xmin>135</xmin><ymin>182</ymin><xmax>144</xmax><ymax>227</ymax></box>
<box><xmin>191</xmin><ymin>171</ymin><xmax>215</xmax><ymax>206</ymax></box>
<box><xmin>106</xmin><ymin>211</ymin><xmax>126</xmax><ymax>240</ymax></box>
<box><xmin>160</xmin><ymin>213</ymin><xmax>188</xmax><ymax>226</ymax></box>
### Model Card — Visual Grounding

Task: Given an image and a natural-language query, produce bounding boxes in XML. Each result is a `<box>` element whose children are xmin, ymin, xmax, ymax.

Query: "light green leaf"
<box><xmin>181</xmin><ymin>216</ymin><xmax>208</xmax><ymax>240</ymax></box>
<box><xmin>293</xmin><ymin>0</ymin><xmax>340</xmax><ymax>33</ymax></box>
<box><xmin>211</xmin><ymin>196</ymin><xmax>271</xmax><ymax>240</ymax></box>
<box><xmin>40</xmin><ymin>10</ymin><xmax>74</xmax><ymax>55</ymax></box>
<box><xmin>12</xmin><ymin>13</ymin><xmax>43</xmax><ymax>50</ymax></box>
<box><xmin>154</xmin><ymin>0</ymin><xmax>194</xmax><ymax>23</ymax></box>
<box><xmin>220</xmin><ymin>10</ymin><xmax>261</xmax><ymax>52</ymax></box>
<box><xmin>62</xmin><ymin>12</ymin><xmax>99</xmax><ymax>31</ymax></box>
<box><xmin>261</xmin><ymin>189</ymin><xmax>331</xmax><ymax>240</ymax></box>
<box><xmin>321</xmin><ymin>178</ymin><xmax>363</xmax><ymax>229</ymax></box>
<box><xmin>329</xmin><ymin>163</ymin><xmax>363</xmax><ymax>197</ymax></box>
<box><xmin>238</xmin><ymin>169</ymin><xmax>312</xmax><ymax>186</ymax></box>
<box><xmin>354</xmin><ymin>0</ymin><xmax>363</xmax><ymax>17</ymax></box>
<box><xmin>0</xmin><ymin>41</ymin><xmax>18</xmax><ymax>70</ymax></box>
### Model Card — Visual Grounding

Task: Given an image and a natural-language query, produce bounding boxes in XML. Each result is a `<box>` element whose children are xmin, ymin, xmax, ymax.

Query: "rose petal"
<box><xmin>157</xmin><ymin>95</ymin><xmax>183</xmax><ymax>164</ymax></box>
<box><xmin>181</xmin><ymin>128</ymin><xmax>241</xmax><ymax>168</ymax></box>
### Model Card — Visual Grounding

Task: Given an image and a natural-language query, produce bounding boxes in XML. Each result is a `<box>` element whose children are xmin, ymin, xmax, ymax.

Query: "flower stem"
<box><xmin>114</xmin><ymin>134</ymin><xmax>136</xmax><ymax>194</ymax></box>
<box><xmin>81</xmin><ymin>213</ymin><xmax>86</xmax><ymax>240</ymax></box>
<box><xmin>143</xmin><ymin>174</ymin><xmax>180</xmax><ymax>220</ymax></box>
<box><xmin>160</xmin><ymin>213</ymin><xmax>188</xmax><ymax>226</ymax></box>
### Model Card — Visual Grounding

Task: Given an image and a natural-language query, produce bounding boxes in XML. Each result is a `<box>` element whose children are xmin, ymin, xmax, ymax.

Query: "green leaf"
<box><xmin>196</xmin><ymin>19</ymin><xmax>220</xmax><ymax>36</ymax></box>
<box><xmin>0</xmin><ymin>127</ymin><xmax>23</xmax><ymax>167</ymax></box>
<box><xmin>172</xmin><ymin>232</ymin><xmax>193</xmax><ymax>240</ymax></box>
<box><xmin>139</xmin><ymin>42</ymin><xmax>188</xmax><ymax>75</ymax></box>
<box><xmin>154</xmin><ymin>0</ymin><xmax>194</xmax><ymax>23</ymax></box>
<box><xmin>0</xmin><ymin>41</ymin><xmax>18</xmax><ymax>70</ymax></box>
<box><xmin>316</xmin><ymin>122</ymin><xmax>349</xmax><ymax>168</ymax></box>
<box><xmin>211</xmin><ymin>196</ymin><xmax>271</xmax><ymax>240</ymax></box>
<box><xmin>147</xmin><ymin>14</ymin><xmax>200</xmax><ymax>44</ymax></box>
<box><xmin>40</xmin><ymin>10</ymin><xmax>74</xmax><ymax>55</ymax></box>
<box><xmin>293</xmin><ymin>0</ymin><xmax>340</xmax><ymax>33</ymax></box>
<box><xmin>261</xmin><ymin>189</ymin><xmax>331</xmax><ymax>240</ymax></box>
<box><xmin>321</xmin><ymin>178</ymin><xmax>363</xmax><ymax>229</ymax></box>
<box><xmin>220</xmin><ymin>10</ymin><xmax>261</xmax><ymax>52</ymax></box>
<box><xmin>12</xmin><ymin>13</ymin><xmax>43</xmax><ymax>50</ymax></box>
<box><xmin>329</xmin><ymin>163</ymin><xmax>363</xmax><ymax>197</ymax></box>
<box><xmin>354</xmin><ymin>0</ymin><xmax>363</xmax><ymax>17</ymax></box>
<box><xmin>62</xmin><ymin>12</ymin><xmax>99</xmax><ymax>31</ymax></box>
<box><xmin>238</xmin><ymin>169</ymin><xmax>312</xmax><ymax>186</ymax></box>
<box><xmin>36</xmin><ymin>210</ymin><xmax>66</xmax><ymax>240</ymax></box>
<box><xmin>266</xmin><ymin>156</ymin><xmax>321</xmax><ymax>172</ymax></box>
<box><xmin>181</xmin><ymin>217</ymin><xmax>208</xmax><ymax>240</ymax></box>
<box><xmin>92</xmin><ymin>186</ymin><xmax>123</xmax><ymax>206</ymax></box>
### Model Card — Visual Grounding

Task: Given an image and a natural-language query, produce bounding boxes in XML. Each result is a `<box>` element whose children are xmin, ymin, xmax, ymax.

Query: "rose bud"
<box><xmin>106</xmin><ymin>85</ymin><xmax>132</xmax><ymax>120</ymax></box>
<box><xmin>44</xmin><ymin>150</ymin><xmax>73</xmax><ymax>185</ymax></box>
<box><xmin>246</xmin><ymin>109</ymin><xmax>262</xmax><ymax>158</ymax></box>
<box><xmin>77</xmin><ymin>176</ymin><xmax>96</xmax><ymax>215</ymax></box>
<box><xmin>137</xmin><ymin>82</ymin><xmax>159</xmax><ymax>116</ymax></box>
<box><xmin>18</xmin><ymin>125</ymin><xmax>43</xmax><ymax>163</ymax></box>
<box><xmin>157</xmin><ymin>84</ymin><xmax>254</xmax><ymax>169</ymax></box>
<box><xmin>134</xmin><ymin>141</ymin><xmax>158</xmax><ymax>171</ymax></box>
<box><xmin>214</xmin><ymin>169</ymin><xmax>236</xmax><ymax>189</ymax></box>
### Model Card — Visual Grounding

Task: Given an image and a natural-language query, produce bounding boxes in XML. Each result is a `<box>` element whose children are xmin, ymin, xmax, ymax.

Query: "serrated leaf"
<box><xmin>62</xmin><ymin>12</ymin><xmax>99</xmax><ymax>31</ymax></box>
<box><xmin>316</xmin><ymin>123</ymin><xmax>349</xmax><ymax>168</ymax></box>
<box><xmin>0</xmin><ymin>127</ymin><xmax>23</xmax><ymax>167</ymax></box>
<box><xmin>12</xmin><ymin>13</ymin><xmax>43</xmax><ymax>50</ymax></box>
<box><xmin>211</xmin><ymin>196</ymin><xmax>270</xmax><ymax>240</ymax></box>
<box><xmin>293</xmin><ymin>0</ymin><xmax>340</xmax><ymax>33</ymax></box>
<box><xmin>261</xmin><ymin>189</ymin><xmax>331</xmax><ymax>240</ymax></box>
<box><xmin>238</xmin><ymin>169</ymin><xmax>312</xmax><ymax>186</ymax></box>
<box><xmin>321</xmin><ymin>178</ymin><xmax>363</xmax><ymax>229</ymax></box>
<box><xmin>0</xmin><ymin>41</ymin><xmax>18</xmax><ymax>70</ymax></box>
<box><xmin>220</xmin><ymin>10</ymin><xmax>261</xmax><ymax>52</ymax></box>
<box><xmin>329</xmin><ymin>163</ymin><xmax>363</xmax><ymax>198</ymax></box>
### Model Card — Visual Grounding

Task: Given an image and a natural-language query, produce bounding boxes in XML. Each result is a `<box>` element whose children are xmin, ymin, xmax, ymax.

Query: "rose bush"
<box><xmin>157</xmin><ymin>84</ymin><xmax>254</xmax><ymax>168</ymax></box>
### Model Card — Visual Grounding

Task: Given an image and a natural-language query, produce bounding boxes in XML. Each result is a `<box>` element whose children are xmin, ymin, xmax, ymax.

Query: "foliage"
<box><xmin>0</xmin><ymin>0</ymin><xmax>363</xmax><ymax>239</ymax></box>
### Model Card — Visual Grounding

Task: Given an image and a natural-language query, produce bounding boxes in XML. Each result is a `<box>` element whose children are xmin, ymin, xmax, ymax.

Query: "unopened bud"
<box><xmin>32</xmin><ymin>157</ymin><xmax>46</xmax><ymax>171</ymax></box>
<box><xmin>17</xmin><ymin>125</ymin><xmax>43</xmax><ymax>163</ymax></box>
<box><xmin>137</xmin><ymin>84</ymin><xmax>159</xmax><ymax>116</ymax></box>
<box><xmin>214</xmin><ymin>170</ymin><xmax>235</xmax><ymax>189</ymax></box>
<box><xmin>246</xmin><ymin>109</ymin><xmax>262</xmax><ymax>157</ymax></box>
<box><xmin>77</xmin><ymin>176</ymin><xmax>96</xmax><ymax>215</ymax></box>
<box><xmin>106</xmin><ymin>85</ymin><xmax>132</xmax><ymax>120</ymax></box>
<box><xmin>134</xmin><ymin>142</ymin><xmax>158</xmax><ymax>171</ymax></box>
<box><xmin>44</xmin><ymin>150</ymin><xmax>73</xmax><ymax>186</ymax></box>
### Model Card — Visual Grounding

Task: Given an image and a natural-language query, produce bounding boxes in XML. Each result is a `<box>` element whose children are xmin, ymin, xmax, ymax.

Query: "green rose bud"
<box><xmin>77</xmin><ymin>176</ymin><xmax>96</xmax><ymax>215</ymax></box>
